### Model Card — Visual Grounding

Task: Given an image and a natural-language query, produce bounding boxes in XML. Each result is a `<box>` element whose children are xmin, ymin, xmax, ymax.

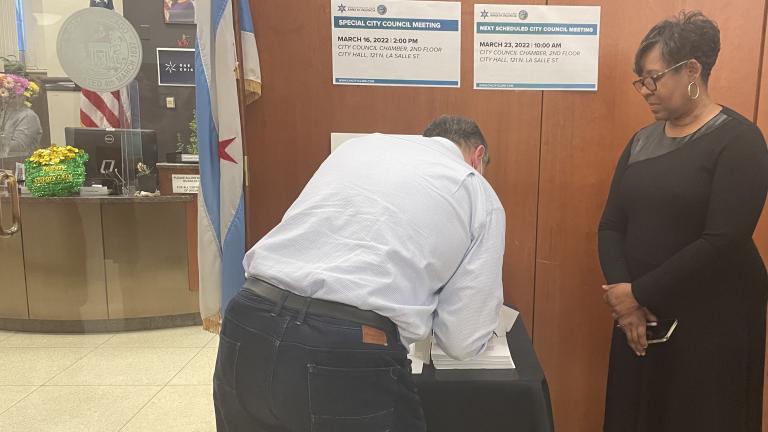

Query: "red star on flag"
<box><xmin>218</xmin><ymin>137</ymin><xmax>237</xmax><ymax>163</ymax></box>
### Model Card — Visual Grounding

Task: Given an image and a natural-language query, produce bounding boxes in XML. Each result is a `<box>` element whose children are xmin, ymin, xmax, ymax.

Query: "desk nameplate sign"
<box><xmin>172</xmin><ymin>174</ymin><xmax>200</xmax><ymax>194</ymax></box>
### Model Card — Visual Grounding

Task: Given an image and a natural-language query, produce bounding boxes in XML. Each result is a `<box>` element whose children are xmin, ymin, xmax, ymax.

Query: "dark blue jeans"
<box><xmin>213</xmin><ymin>288</ymin><xmax>426</xmax><ymax>432</ymax></box>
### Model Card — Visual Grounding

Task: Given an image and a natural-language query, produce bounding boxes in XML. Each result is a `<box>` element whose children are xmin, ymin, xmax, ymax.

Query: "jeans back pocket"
<box><xmin>308</xmin><ymin>364</ymin><xmax>397</xmax><ymax>432</ymax></box>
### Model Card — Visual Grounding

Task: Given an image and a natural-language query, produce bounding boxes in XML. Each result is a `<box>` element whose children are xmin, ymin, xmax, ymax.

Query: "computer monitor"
<box><xmin>64</xmin><ymin>128</ymin><xmax>158</xmax><ymax>189</ymax></box>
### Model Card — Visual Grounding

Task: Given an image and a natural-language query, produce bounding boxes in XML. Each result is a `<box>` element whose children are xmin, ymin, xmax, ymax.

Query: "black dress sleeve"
<box><xmin>598</xmin><ymin>138</ymin><xmax>634</xmax><ymax>285</ymax></box>
<box><xmin>632</xmin><ymin>125</ymin><xmax>768</xmax><ymax>311</ymax></box>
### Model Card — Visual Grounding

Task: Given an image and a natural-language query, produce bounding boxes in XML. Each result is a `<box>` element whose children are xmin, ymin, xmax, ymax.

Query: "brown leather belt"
<box><xmin>243</xmin><ymin>278</ymin><xmax>396</xmax><ymax>334</ymax></box>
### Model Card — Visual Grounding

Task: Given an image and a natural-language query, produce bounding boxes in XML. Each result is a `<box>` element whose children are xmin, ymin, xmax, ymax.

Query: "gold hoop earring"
<box><xmin>688</xmin><ymin>82</ymin><xmax>700</xmax><ymax>100</ymax></box>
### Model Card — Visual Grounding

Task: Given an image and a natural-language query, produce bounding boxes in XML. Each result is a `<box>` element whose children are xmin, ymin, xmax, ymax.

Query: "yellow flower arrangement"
<box><xmin>24</xmin><ymin>145</ymin><xmax>89</xmax><ymax>197</ymax></box>
<box><xmin>28</xmin><ymin>145</ymin><xmax>81</xmax><ymax>166</ymax></box>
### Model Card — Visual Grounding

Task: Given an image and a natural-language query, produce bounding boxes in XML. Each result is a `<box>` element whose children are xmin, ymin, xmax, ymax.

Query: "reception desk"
<box><xmin>0</xmin><ymin>195</ymin><xmax>200</xmax><ymax>332</ymax></box>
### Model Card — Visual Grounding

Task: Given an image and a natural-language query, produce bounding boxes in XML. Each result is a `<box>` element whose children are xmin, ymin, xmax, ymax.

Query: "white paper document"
<box><xmin>498</xmin><ymin>305</ymin><xmax>519</xmax><ymax>334</ymax></box>
<box><xmin>473</xmin><ymin>5</ymin><xmax>601</xmax><ymax>91</ymax></box>
<box><xmin>431</xmin><ymin>334</ymin><xmax>515</xmax><ymax>370</ymax></box>
<box><xmin>408</xmin><ymin>306</ymin><xmax>519</xmax><ymax>372</ymax></box>
<box><xmin>330</xmin><ymin>132</ymin><xmax>422</xmax><ymax>153</ymax></box>
<box><xmin>331</xmin><ymin>0</ymin><xmax>462</xmax><ymax>87</ymax></box>
<box><xmin>407</xmin><ymin>338</ymin><xmax>431</xmax><ymax>374</ymax></box>
<box><xmin>409</xmin><ymin>355</ymin><xmax>425</xmax><ymax>374</ymax></box>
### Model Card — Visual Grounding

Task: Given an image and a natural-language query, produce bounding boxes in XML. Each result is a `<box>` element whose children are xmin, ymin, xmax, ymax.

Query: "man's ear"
<box><xmin>475</xmin><ymin>145</ymin><xmax>486</xmax><ymax>166</ymax></box>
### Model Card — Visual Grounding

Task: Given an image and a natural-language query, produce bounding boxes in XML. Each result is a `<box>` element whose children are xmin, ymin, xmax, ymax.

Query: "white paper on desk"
<box><xmin>497</xmin><ymin>305</ymin><xmax>519</xmax><ymax>335</ymax></box>
<box><xmin>330</xmin><ymin>133</ymin><xmax>423</xmax><ymax>153</ymax></box>
<box><xmin>408</xmin><ymin>306</ymin><xmax>519</xmax><ymax>372</ymax></box>
<box><xmin>429</xmin><ymin>306</ymin><xmax>519</xmax><ymax>370</ymax></box>
<box><xmin>330</xmin><ymin>133</ymin><xmax>366</xmax><ymax>153</ymax></box>
<box><xmin>409</xmin><ymin>356</ymin><xmax>424</xmax><ymax>374</ymax></box>
<box><xmin>408</xmin><ymin>339</ymin><xmax>431</xmax><ymax>375</ymax></box>
<box><xmin>431</xmin><ymin>334</ymin><xmax>515</xmax><ymax>370</ymax></box>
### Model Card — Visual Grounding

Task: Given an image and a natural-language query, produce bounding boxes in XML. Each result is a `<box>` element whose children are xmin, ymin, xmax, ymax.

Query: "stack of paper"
<box><xmin>430</xmin><ymin>334</ymin><xmax>515</xmax><ymax>370</ymax></box>
<box><xmin>407</xmin><ymin>306</ymin><xmax>520</xmax><ymax>372</ymax></box>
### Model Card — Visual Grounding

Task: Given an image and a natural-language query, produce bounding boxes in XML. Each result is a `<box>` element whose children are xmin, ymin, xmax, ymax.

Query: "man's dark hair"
<box><xmin>423</xmin><ymin>115</ymin><xmax>489</xmax><ymax>165</ymax></box>
<box><xmin>634</xmin><ymin>10</ymin><xmax>720</xmax><ymax>83</ymax></box>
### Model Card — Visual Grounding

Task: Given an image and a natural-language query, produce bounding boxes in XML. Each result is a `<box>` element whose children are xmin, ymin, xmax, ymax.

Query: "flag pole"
<box><xmin>230</xmin><ymin>0</ymin><xmax>252</xmax><ymax>245</ymax></box>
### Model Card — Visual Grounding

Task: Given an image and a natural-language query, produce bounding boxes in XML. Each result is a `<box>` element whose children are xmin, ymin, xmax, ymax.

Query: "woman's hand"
<box><xmin>603</xmin><ymin>283</ymin><xmax>658</xmax><ymax>356</ymax></box>
<box><xmin>602</xmin><ymin>283</ymin><xmax>641</xmax><ymax>318</ymax></box>
<box><xmin>616</xmin><ymin>308</ymin><xmax>650</xmax><ymax>356</ymax></box>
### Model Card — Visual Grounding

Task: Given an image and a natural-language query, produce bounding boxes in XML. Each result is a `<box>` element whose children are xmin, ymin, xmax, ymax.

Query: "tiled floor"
<box><xmin>0</xmin><ymin>326</ymin><xmax>219</xmax><ymax>432</ymax></box>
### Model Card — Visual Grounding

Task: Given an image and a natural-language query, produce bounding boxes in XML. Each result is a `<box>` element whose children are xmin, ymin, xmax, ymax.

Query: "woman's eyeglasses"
<box><xmin>632</xmin><ymin>60</ymin><xmax>690</xmax><ymax>93</ymax></box>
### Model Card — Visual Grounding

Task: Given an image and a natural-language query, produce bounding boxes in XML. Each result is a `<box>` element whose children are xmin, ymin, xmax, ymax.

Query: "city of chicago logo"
<box><xmin>57</xmin><ymin>7</ymin><xmax>142</xmax><ymax>92</ymax></box>
<box><xmin>484</xmin><ymin>9</ymin><xmax>530</xmax><ymax>20</ymax></box>
<box><xmin>337</xmin><ymin>3</ymin><xmax>377</xmax><ymax>14</ymax></box>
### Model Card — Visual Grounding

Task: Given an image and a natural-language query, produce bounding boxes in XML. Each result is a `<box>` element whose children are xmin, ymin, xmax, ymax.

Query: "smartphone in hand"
<box><xmin>646</xmin><ymin>319</ymin><xmax>678</xmax><ymax>344</ymax></box>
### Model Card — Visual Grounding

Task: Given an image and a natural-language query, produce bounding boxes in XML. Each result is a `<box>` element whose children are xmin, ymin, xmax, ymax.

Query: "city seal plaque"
<box><xmin>57</xmin><ymin>7</ymin><xmax>143</xmax><ymax>92</ymax></box>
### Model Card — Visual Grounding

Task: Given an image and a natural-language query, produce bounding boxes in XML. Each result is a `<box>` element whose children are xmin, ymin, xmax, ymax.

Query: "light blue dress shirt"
<box><xmin>243</xmin><ymin>133</ymin><xmax>506</xmax><ymax>360</ymax></box>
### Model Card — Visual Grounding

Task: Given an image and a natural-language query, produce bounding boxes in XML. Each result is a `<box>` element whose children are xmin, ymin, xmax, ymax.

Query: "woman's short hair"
<box><xmin>634</xmin><ymin>11</ymin><xmax>720</xmax><ymax>83</ymax></box>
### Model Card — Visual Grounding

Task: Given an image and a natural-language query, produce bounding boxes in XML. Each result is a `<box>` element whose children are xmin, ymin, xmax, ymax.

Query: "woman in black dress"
<box><xmin>599</xmin><ymin>11</ymin><xmax>768</xmax><ymax>431</ymax></box>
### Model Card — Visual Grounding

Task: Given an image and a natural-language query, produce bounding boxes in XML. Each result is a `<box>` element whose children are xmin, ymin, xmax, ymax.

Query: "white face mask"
<box><xmin>464</xmin><ymin>147</ymin><xmax>485</xmax><ymax>175</ymax></box>
<box><xmin>476</xmin><ymin>156</ymin><xmax>484</xmax><ymax>176</ymax></box>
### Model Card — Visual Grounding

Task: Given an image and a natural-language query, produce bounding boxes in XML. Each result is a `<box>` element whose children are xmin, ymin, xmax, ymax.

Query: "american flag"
<box><xmin>80</xmin><ymin>0</ymin><xmax>131</xmax><ymax>128</ymax></box>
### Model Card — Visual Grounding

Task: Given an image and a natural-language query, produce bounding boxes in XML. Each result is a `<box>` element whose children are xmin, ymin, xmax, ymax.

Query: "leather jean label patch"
<box><xmin>361</xmin><ymin>325</ymin><xmax>388</xmax><ymax>346</ymax></box>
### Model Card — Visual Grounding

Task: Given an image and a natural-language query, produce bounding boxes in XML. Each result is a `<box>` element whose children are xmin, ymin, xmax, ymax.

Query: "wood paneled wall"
<box><xmin>245</xmin><ymin>1</ymin><xmax>768</xmax><ymax>431</ymax></box>
<box><xmin>533</xmin><ymin>1</ymin><xmax>766</xmax><ymax>431</ymax></box>
<box><xmin>245</xmin><ymin>0</ymin><xmax>545</xmax><ymax>325</ymax></box>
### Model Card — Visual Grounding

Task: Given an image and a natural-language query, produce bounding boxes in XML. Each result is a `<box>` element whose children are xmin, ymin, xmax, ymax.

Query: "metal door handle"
<box><xmin>0</xmin><ymin>172</ymin><xmax>20</xmax><ymax>238</ymax></box>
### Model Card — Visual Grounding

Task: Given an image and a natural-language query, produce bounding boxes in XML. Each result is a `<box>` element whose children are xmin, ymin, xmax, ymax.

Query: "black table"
<box><xmin>414</xmin><ymin>320</ymin><xmax>555</xmax><ymax>432</ymax></box>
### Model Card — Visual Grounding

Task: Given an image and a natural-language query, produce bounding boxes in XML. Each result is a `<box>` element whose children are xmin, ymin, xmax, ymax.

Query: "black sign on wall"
<box><xmin>157</xmin><ymin>48</ymin><xmax>195</xmax><ymax>86</ymax></box>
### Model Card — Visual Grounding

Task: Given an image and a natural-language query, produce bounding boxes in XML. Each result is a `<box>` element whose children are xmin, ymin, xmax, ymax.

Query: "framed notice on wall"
<box><xmin>157</xmin><ymin>48</ymin><xmax>196</xmax><ymax>86</ymax></box>
<box><xmin>474</xmin><ymin>5</ymin><xmax>601</xmax><ymax>91</ymax></box>
<box><xmin>331</xmin><ymin>0</ymin><xmax>461</xmax><ymax>87</ymax></box>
